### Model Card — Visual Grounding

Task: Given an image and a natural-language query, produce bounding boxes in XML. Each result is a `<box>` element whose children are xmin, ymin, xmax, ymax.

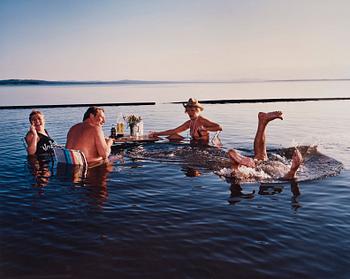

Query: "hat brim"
<box><xmin>183</xmin><ymin>103</ymin><xmax>204</xmax><ymax>111</ymax></box>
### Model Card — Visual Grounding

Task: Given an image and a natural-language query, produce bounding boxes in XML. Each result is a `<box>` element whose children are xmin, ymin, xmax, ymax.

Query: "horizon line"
<box><xmin>1</xmin><ymin>97</ymin><xmax>349</xmax><ymax>110</ymax></box>
<box><xmin>1</xmin><ymin>77</ymin><xmax>350</xmax><ymax>86</ymax></box>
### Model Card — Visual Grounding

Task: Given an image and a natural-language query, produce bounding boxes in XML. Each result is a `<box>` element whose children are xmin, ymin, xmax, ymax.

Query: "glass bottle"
<box><xmin>116</xmin><ymin>113</ymin><xmax>124</xmax><ymax>138</ymax></box>
<box><xmin>110</xmin><ymin>125</ymin><xmax>116</xmax><ymax>139</ymax></box>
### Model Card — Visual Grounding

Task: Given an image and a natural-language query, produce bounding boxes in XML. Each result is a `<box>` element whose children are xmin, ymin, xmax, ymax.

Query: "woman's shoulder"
<box><xmin>198</xmin><ymin>115</ymin><xmax>210</xmax><ymax>123</ymax></box>
<box><xmin>25</xmin><ymin>131</ymin><xmax>33</xmax><ymax>140</ymax></box>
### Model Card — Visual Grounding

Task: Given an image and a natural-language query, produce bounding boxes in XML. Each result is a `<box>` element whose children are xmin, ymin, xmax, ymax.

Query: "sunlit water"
<box><xmin>0</xmin><ymin>82</ymin><xmax>350</xmax><ymax>278</ymax></box>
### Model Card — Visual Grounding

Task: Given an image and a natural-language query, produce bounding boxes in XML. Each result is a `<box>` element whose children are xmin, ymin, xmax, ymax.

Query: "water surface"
<box><xmin>1</xmin><ymin>80</ymin><xmax>350</xmax><ymax>106</ymax></box>
<box><xmin>0</xmin><ymin>83</ymin><xmax>350</xmax><ymax>278</ymax></box>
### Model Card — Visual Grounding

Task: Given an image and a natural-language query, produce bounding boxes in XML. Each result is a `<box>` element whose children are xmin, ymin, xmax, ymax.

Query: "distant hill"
<box><xmin>0</xmin><ymin>78</ymin><xmax>349</xmax><ymax>86</ymax></box>
<box><xmin>0</xmin><ymin>79</ymin><xmax>174</xmax><ymax>86</ymax></box>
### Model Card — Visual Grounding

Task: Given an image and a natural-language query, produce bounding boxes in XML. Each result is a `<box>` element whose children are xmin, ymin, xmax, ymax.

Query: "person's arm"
<box><xmin>25</xmin><ymin>125</ymin><xmax>38</xmax><ymax>155</ymax></box>
<box><xmin>65</xmin><ymin>128</ymin><xmax>73</xmax><ymax>149</ymax></box>
<box><xmin>151</xmin><ymin>121</ymin><xmax>190</xmax><ymax>137</ymax></box>
<box><xmin>95</xmin><ymin>127</ymin><xmax>113</xmax><ymax>159</ymax></box>
<box><xmin>201</xmin><ymin>117</ymin><xmax>223</xmax><ymax>132</ymax></box>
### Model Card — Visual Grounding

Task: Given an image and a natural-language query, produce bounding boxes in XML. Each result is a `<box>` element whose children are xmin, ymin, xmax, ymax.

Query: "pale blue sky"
<box><xmin>1</xmin><ymin>0</ymin><xmax>350</xmax><ymax>80</ymax></box>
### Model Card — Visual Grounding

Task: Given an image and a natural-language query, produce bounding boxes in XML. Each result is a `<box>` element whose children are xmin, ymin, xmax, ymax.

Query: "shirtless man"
<box><xmin>150</xmin><ymin>98</ymin><xmax>222</xmax><ymax>144</ymax></box>
<box><xmin>227</xmin><ymin>111</ymin><xmax>303</xmax><ymax>180</ymax></box>
<box><xmin>66</xmin><ymin>107</ymin><xmax>113</xmax><ymax>165</ymax></box>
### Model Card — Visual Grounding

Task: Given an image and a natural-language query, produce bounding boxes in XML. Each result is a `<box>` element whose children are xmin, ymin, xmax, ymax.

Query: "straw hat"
<box><xmin>183</xmin><ymin>98</ymin><xmax>204</xmax><ymax>111</ymax></box>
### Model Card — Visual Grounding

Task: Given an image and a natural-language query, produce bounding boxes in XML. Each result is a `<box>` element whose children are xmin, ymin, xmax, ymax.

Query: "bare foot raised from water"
<box><xmin>284</xmin><ymin>149</ymin><xmax>303</xmax><ymax>180</ymax></box>
<box><xmin>258</xmin><ymin>111</ymin><xmax>283</xmax><ymax>124</ymax></box>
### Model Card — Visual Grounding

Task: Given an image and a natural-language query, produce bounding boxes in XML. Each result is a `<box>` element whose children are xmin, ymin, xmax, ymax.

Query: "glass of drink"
<box><xmin>116</xmin><ymin>122</ymin><xmax>124</xmax><ymax>138</ymax></box>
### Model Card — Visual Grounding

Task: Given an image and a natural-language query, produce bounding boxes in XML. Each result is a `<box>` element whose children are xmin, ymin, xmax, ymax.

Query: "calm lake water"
<box><xmin>1</xmin><ymin>82</ymin><xmax>350</xmax><ymax>278</ymax></box>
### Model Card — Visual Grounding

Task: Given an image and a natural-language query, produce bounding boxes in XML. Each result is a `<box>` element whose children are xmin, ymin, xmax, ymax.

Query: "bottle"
<box><xmin>116</xmin><ymin>113</ymin><xmax>124</xmax><ymax>138</ymax></box>
<box><xmin>110</xmin><ymin>125</ymin><xmax>116</xmax><ymax>139</ymax></box>
<box><xmin>138</xmin><ymin>120</ymin><xmax>143</xmax><ymax>136</ymax></box>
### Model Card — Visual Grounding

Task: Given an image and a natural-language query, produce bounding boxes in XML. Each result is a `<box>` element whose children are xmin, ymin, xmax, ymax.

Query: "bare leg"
<box><xmin>228</xmin><ymin>149</ymin><xmax>256</xmax><ymax>169</ymax></box>
<box><xmin>254</xmin><ymin>111</ymin><xmax>283</xmax><ymax>160</ymax></box>
<box><xmin>284</xmin><ymin>149</ymin><xmax>303</xmax><ymax>179</ymax></box>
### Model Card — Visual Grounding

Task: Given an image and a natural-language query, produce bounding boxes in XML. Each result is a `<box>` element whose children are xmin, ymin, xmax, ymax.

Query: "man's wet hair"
<box><xmin>83</xmin><ymin>106</ymin><xmax>104</xmax><ymax>121</ymax></box>
<box><xmin>29</xmin><ymin>110</ymin><xmax>43</xmax><ymax>122</ymax></box>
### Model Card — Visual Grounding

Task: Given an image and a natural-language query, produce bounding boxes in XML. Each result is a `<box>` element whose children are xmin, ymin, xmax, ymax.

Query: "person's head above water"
<box><xmin>29</xmin><ymin>110</ymin><xmax>45</xmax><ymax>131</ymax></box>
<box><xmin>29</xmin><ymin>110</ymin><xmax>43</xmax><ymax>122</ymax></box>
<box><xmin>183</xmin><ymin>98</ymin><xmax>204</xmax><ymax>120</ymax></box>
<box><xmin>83</xmin><ymin>106</ymin><xmax>104</xmax><ymax>121</ymax></box>
<box><xmin>183</xmin><ymin>98</ymin><xmax>204</xmax><ymax>112</ymax></box>
<box><xmin>83</xmin><ymin>106</ymin><xmax>106</xmax><ymax>126</ymax></box>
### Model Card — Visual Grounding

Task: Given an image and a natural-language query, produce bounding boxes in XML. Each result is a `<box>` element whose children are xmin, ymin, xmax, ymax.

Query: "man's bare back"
<box><xmin>66</xmin><ymin>107</ymin><xmax>113</xmax><ymax>164</ymax></box>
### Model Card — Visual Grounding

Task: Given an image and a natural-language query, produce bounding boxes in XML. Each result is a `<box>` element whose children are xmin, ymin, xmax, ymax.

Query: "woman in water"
<box><xmin>150</xmin><ymin>98</ymin><xmax>222</xmax><ymax>144</ymax></box>
<box><xmin>25</xmin><ymin>110</ymin><xmax>55</xmax><ymax>156</ymax></box>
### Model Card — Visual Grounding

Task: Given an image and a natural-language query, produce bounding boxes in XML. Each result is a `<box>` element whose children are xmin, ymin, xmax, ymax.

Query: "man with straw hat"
<box><xmin>150</xmin><ymin>98</ymin><xmax>222</xmax><ymax>145</ymax></box>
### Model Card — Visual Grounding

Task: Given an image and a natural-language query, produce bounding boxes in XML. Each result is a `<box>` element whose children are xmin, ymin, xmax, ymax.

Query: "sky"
<box><xmin>1</xmin><ymin>0</ymin><xmax>350</xmax><ymax>81</ymax></box>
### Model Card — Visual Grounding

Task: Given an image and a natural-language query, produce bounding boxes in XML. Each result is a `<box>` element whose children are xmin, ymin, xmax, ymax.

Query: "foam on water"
<box><xmin>123</xmin><ymin>143</ymin><xmax>343</xmax><ymax>184</ymax></box>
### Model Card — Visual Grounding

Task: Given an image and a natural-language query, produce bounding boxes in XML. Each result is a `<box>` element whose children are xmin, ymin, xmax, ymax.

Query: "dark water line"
<box><xmin>171</xmin><ymin>97</ymin><xmax>350</xmax><ymax>104</ymax></box>
<box><xmin>0</xmin><ymin>102</ymin><xmax>156</xmax><ymax>110</ymax></box>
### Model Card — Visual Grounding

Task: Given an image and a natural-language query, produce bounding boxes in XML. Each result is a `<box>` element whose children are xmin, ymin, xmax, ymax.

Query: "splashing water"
<box><xmin>121</xmin><ymin>143</ymin><xmax>343</xmax><ymax>184</ymax></box>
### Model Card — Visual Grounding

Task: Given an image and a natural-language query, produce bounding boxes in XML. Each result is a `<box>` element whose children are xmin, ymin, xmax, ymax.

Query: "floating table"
<box><xmin>112</xmin><ymin>135</ymin><xmax>160</xmax><ymax>146</ymax></box>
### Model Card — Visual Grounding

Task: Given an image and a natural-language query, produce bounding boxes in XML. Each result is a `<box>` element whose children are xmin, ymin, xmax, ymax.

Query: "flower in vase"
<box><xmin>123</xmin><ymin>114</ymin><xmax>142</xmax><ymax>128</ymax></box>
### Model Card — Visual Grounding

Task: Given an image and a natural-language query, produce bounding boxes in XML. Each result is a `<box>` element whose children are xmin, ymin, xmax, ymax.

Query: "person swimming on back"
<box><xmin>25</xmin><ymin>110</ymin><xmax>55</xmax><ymax>157</ymax></box>
<box><xmin>227</xmin><ymin>111</ymin><xmax>303</xmax><ymax>181</ymax></box>
<box><xmin>150</xmin><ymin>98</ymin><xmax>222</xmax><ymax>145</ymax></box>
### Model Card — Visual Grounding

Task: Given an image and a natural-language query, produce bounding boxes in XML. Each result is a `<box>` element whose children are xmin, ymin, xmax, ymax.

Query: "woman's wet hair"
<box><xmin>83</xmin><ymin>106</ymin><xmax>104</xmax><ymax>121</ymax></box>
<box><xmin>29</xmin><ymin>110</ymin><xmax>43</xmax><ymax>122</ymax></box>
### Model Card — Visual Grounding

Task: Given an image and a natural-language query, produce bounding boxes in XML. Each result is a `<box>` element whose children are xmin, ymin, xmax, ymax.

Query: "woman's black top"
<box><xmin>36</xmin><ymin>130</ymin><xmax>55</xmax><ymax>156</ymax></box>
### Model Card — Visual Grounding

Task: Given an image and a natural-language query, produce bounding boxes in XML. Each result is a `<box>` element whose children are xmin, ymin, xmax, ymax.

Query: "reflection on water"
<box><xmin>83</xmin><ymin>164</ymin><xmax>112</xmax><ymax>206</ymax></box>
<box><xmin>182</xmin><ymin>166</ymin><xmax>202</xmax><ymax>177</ymax></box>
<box><xmin>56</xmin><ymin>163</ymin><xmax>88</xmax><ymax>185</ymax></box>
<box><xmin>290</xmin><ymin>180</ymin><xmax>301</xmax><ymax>211</ymax></box>
<box><xmin>55</xmin><ymin>158</ymin><xmax>123</xmax><ymax>207</ymax></box>
<box><xmin>228</xmin><ymin>181</ymin><xmax>256</xmax><ymax>205</ymax></box>
<box><xmin>27</xmin><ymin>156</ymin><xmax>54</xmax><ymax>187</ymax></box>
<box><xmin>258</xmin><ymin>184</ymin><xmax>284</xmax><ymax>195</ymax></box>
<box><xmin>228</xmin><ymin>179</ymin><xmax>301</xmax><ymax>210</ymax></box>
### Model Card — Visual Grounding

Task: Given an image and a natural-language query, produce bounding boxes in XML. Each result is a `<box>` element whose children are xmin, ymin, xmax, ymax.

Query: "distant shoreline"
<box><xmin>1</xmin><ymin>97</ymin><xmax>349</xmax><ymax>110</ymax></box>
<box><xmin>1</xmin><ymin>78</ymin><xmax>350</xmax><ymax>86</ymax></box>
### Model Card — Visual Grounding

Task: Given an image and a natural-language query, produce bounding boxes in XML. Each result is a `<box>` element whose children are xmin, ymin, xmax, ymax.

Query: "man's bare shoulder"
<box><xmin>68</xmin><ymin>122</ymin><xmax>83</xmax><ymax>132</ymax></box>
<box><xmin>70</xmin><ymin>122</ymin><xmax>100</xmax><ymax>132</ymax></box>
